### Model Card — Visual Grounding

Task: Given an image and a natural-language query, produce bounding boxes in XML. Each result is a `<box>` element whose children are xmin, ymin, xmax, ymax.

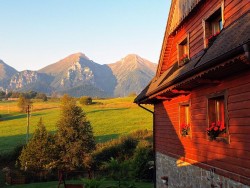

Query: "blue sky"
<box><xmin>0</xmin><ymin>0</ymin><xmax>170</xmax><ymax>71</ymax></box>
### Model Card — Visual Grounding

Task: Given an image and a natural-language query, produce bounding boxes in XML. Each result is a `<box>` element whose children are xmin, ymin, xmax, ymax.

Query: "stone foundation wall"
<box><xmin>156</xmin><ymin>152</ymin><xmax>250</xmax><ymax>188</ymax></box>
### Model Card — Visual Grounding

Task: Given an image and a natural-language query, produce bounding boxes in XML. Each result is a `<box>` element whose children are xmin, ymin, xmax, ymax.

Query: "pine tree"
<box><xmin>56</xmin><ymin>94</ymin><xmax>95</xmax><ymax>170</ymax></box>
<box><xmin>19</xmin><ymin>118</ymin><xmax>56</xmax><ymax>171</ymax></box>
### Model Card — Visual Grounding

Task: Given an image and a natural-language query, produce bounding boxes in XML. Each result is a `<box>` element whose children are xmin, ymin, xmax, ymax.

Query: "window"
<box><xmin>207</xmin><ymin>92</ymin><xmax>229</xmax><ymax>141</ymax></box>
<box><xmin>203</xmin><ymin>8</ymin><xmax>223</xmax><ymax>47</ymax></box>
<box><xmin>208</xmin><ymin>96</ymin><xmax>225</xmax><ymax>126</ymax></box>
<box><xmin>179</xmin><ymin>103</ymin><xmax>191</xmax><ymax>137</ymax></box>
<box><xmin>178</xmin><ymin>35</ymin><xmax>189</xmax><ymax>67</ymax></box>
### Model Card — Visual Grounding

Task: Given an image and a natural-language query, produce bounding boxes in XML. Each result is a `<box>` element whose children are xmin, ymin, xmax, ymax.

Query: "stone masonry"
<box><xmin>156</xmin><ymin>152</ymin><xmax>250</xmax><ymax>188</ymax></box>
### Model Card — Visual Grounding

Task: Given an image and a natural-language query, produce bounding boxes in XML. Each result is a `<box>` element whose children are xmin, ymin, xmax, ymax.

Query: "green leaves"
<box><xmin>56</xmin><ymin>94</ymin><xmax>96</xmax><ymax>170</ymax></box>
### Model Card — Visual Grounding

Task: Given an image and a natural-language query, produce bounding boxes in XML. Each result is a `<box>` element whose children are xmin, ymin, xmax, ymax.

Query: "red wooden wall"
<box><xmin>154</xmin><ymin>70</ymin><xmax>250</xmax><ymax>185</ymax></box>
<box><xmin>160</xmin><ymin>0</ymin><xmax>250</xmax><ymax>75</ymax></box>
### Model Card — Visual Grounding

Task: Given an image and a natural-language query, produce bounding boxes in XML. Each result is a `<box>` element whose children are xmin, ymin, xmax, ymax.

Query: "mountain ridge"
<box><xmin>0</xmin><ymin>53</ymin><xmax>157</xmax><ymax>97</ymax></box>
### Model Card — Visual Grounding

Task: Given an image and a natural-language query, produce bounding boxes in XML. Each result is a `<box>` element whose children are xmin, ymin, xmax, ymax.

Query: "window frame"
<box><xmin>206</xmin><ymin>90</ymin><xmax>230</xmax><ymax>143</ymax></box>
<box><xmin>202</xmin><ymin>2</ymin><xmax>225</xmax><ymax>48</ymax></box>
<box><xmin>177</xmin><ymin>33</ymin><xmax>190</xmax><ymax>67</ymax></box>
<box><xmin>179</xmin><ymin>101</ymin><xmax>191</xmax><ymax>138</ymax></box>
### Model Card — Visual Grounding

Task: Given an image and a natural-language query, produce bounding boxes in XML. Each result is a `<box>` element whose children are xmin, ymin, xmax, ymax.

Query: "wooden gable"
<box><xmin>157</xmin><ymin>0</ymin><xmax>204</xmax><ymax>77</ymax></box>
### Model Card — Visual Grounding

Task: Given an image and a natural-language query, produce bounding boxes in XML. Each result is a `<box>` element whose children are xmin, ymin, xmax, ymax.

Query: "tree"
<box><xmin>0</xmin><ymin>91</ymin><xmax>6</xmax><ymax>100</ymax></box>
<box><xmin>36</xmin><ymin>93</ymin><xmax>48</xmax><ymax>101</ymax></box>
<box><xmin>56</xmin><ymin>94</ymin><xmax>95</xmax><ymax>170</ymax></box>
<box><xmin>79</xmin><ymin>96</ymin><xmax>92</xmax><ymax>105</ymax></box>
<box><xmin>18</xmin><ymin>118</ymin><xmax>57</xmax><ymax>171</ymax></box>
<box><xmin>17</xmin><ymin>95</ymin><xmax>32</xmax><ymax>112</ymax></box>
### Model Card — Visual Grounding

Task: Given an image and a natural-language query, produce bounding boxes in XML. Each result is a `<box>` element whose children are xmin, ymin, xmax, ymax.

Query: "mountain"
<box><xmin>108</xmin><ymin>54</ymin><xmax>157</xmax><ymax>97</ymax></box>
<box><xmin>0</xmin><ymin>60</ymin><xmax>18</xmax><ymax>91</ymax></box>
<box><xmin>0</xmin><ymin>53</ymin><xmax>157</xmax><ymax>97</ymax></box>
<box><xmin>9</xmin><ymin>70</ymin><xmax>54</xmax><ymax>93</ymax></box>
<box><xmin>39</xmin><ymin>53</ymin><xmax>116</xmax><ymax>97</ymax></box>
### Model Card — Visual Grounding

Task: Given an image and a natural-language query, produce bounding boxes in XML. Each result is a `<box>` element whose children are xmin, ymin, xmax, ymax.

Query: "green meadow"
<box><xmin>0</xmin><ymin>97</ymin><xmax>153</xmax><ymax>154</ymax></box>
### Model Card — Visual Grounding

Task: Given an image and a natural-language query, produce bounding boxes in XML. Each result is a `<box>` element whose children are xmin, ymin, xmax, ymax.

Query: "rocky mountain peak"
<box><xmin>0</xmin><ymin>53</ymin><xmax>156</xmax><ymax>97</ymax></box>
<box><xmin>67</xmin><ymin>52</ymin><xmax>89</xmax><ymax>61</ymax></box>
<box><xmin>0</xmin><ymin>59</ymin><xmax>18</xmax><ymax>81</ymax></box>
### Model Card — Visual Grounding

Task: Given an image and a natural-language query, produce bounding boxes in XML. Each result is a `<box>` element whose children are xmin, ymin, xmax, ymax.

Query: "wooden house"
<box><xmin>135</xmin><ymin>0</ymin><xmax>250</xmax><ymax>187</ymax></box>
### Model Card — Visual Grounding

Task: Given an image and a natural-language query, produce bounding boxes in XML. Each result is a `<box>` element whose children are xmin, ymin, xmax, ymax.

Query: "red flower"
<box><xmin>219</xmin><ymin>124</ymin><xmax>225</xmax><ymax>131</ymax></box>
<box><xmin>213</xmin><ymin>127</ymin><xmax>218</xmax><ymax>131</ymax></box>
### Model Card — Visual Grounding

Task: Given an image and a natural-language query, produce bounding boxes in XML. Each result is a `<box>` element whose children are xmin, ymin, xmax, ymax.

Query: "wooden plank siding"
<box><xmin>160</xmin><ymin>0</ymin><xmax>250</xmax><ymax>74</ymax></box>
<box><xmin>154</xmin><ymin>70</ymin><xmax>250</xmax><ymax>183</ymax></box>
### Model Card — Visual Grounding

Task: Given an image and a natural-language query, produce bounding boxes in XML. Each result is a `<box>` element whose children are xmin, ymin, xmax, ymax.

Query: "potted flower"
<box><xmin>180</xmin><ymin>123</ymin><xmax>190</xmax><ymax>136</ymax></box>
<box><xmin>207</xmin><ymin>121</ymin><xmax>226</xmax><ymax>140</ymax></box>
<box><xmin>207</xmin><ymin>31</ymin><xmax>220</xmax><ymax>46</ymax></box>
<box><xmin>179</xmin><ymin>54</ymin><xmax>189</xmax><ymax>65</ymax></box>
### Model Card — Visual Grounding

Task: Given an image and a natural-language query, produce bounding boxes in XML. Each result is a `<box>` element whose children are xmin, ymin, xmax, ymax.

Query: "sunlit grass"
<box><xmin>0</xmin><ymin>97</ymin><xmax>153</xmax><ymax>153</ymax></box>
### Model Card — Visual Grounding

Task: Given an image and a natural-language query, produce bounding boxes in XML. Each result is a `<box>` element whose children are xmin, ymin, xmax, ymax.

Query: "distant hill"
<box><xmin>59</xmin><ymin>84</ymin><xmax>109</xmax><ymax>98</ymax></box>
<box><xmin>108</xmin><ymin>54</ymin><xmax>157</xmax><ymax>97</ymax></box>
<box><xmin>0</xmin><ymin>53</ymin><xmax>157</xmax><ymax>97</ymax></box>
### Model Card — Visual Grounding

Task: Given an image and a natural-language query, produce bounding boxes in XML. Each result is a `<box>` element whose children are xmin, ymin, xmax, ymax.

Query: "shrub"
<box><xmin>79</xmin><ymin>96</ymin><xmax>92</xmax><ymax>105</ymax></box>
<box><xmin>132</xmin><ymin>146</ymin><xmax>154</xmax><ymax>181</ymax></box>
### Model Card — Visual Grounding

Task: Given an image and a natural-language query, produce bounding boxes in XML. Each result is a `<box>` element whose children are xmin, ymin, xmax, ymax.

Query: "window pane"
<box><xmin>208</xmin><ymin>100</ymin><xmax>216</xmax><ymax>124</ymax></box>
<box><xmin>185</xmin><ymin>106</ymin><xmax>190</xmax><ymax>124</ymax></box>
<box><xmin>218</xmin><ymin>99</ymin><xmax>225</xmax><ymax>126</ymax></box>
<box><xmin>219</xmin><ymin>19</ymin><xmax>223</xmax><ymax>30</ymax></box>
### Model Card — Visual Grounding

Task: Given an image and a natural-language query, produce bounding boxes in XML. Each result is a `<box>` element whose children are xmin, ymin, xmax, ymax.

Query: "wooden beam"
<box><xmin>155</xmin><ymin>96</ymin><xmax>172</xmax><ymax>100</ymax></box>
<box><xmin>171</xmin><ymin>89</ymin><xmax>190</xmax><ymax>95</ymax></box>
<box><xmin>197</xmin><ymin>79</ymin><xmax>221</xmax><ymax>84</ymax></box>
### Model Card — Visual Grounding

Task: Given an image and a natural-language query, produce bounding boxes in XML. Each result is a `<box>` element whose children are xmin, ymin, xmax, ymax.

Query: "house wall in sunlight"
<box><xmin>154</xmin><ymin>70</ymin><xmax>250</xmax><ymax>187</ymax></box>
<box><xmin>160</xmin><ymin>0</ymin><xmax>249</xmax><ymax>75</ymax></box>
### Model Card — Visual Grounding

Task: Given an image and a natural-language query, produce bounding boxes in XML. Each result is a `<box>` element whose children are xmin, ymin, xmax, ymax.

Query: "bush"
<box><xmin>132</xmin><ymin>146</ymin><xmax>154</xmax><ymax>181</ymax></box>
<box><xmin>35</xmin><ymin>93</ymin><xmax>48</xmax><ymax>101</ymax></box>
<box><xmin>79</xmin><ymin>96</ymin><xmax>92</xmax><ymax>105</ymax></box>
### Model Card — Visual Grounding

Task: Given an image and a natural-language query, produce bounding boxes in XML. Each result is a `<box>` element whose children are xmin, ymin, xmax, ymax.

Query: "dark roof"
<box><xmin>135</xmin><ymin>12</ymin><xmax>250</xmax><ymax>104</ymax></box>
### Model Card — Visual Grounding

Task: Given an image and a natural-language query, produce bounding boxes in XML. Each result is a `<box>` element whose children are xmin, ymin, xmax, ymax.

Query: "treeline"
<box><xmin>0</xmin><ymin>91</ymin><xmax>48</xmax><ymax>101</ymax></box>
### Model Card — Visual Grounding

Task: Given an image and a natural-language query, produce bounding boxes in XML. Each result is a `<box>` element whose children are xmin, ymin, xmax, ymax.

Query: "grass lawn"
<box><xmin>0</xmin><ymin>97</ymin><xmax>153</xmax><ymax>153</ymax></box>
<box><xmin>2</xmin><ymin>180</ymin><xmax>153</xmax><ymax>188</ymax></box>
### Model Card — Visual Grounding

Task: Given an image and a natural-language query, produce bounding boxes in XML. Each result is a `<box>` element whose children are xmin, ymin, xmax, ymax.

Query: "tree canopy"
<box><xmin>19</xmin><ymin>118</ymin><xmax>57</xmax><ymax>171</ymax></box>
<box><xmin>56</xmin><ymin>94</ymin><xmax>96</xmax><ymax>170</ymax></box>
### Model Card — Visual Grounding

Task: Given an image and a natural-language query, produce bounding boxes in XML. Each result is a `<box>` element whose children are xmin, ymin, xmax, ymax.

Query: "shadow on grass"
<box><xmin>87</xmin><ymin>108</ymin><xmax>129</xmax><ymax>114</ymax></box>
<box><xmin>0</xmin><ymin>133</ymin><xmax>119</xmax><ymax>155</ymax></box>
<box><xmin>95</xmin><ymin>134</ymin><xmax>120</xmax><ymax>143</ymax></box>
<box><xmin>0</xmin><ymin>113</ymin><xmax>44</xmax><ymax>121</ymax></box>
<box><xmin>0</xmin><ymin>134</ymin><xmax>26</xmax><ymax>154</ymax></box>
<box><xmin>33</xmin><ymin>107</ymin><xmax>59</xmax><ymax>112</ymax></box>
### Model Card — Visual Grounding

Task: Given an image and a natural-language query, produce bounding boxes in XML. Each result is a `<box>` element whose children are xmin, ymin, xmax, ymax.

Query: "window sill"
<box><xmin>207</xmin><ymin>134</ymin><xmax>230</xmax><ymax>144</ymax></box>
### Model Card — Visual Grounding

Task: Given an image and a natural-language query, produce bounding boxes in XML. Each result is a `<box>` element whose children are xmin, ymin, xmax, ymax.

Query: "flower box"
<box><xmin>207</xmin><ymin>121</ymin><xmax>226</xmax><ymax>141</ymax></box>
<box><xmin>180</xmin><ymin>123</ymin><xmax>190</xmax><ymax>137</ymax></box>
<box><xmin>179</xmin><ymin>54</ymin><xmax>189</xmax><ymax>66</ymax></box>
<box><xmin>207</xmin><ymin>31</ymin><xmax>220</xmax><ymax>46</ymax></box>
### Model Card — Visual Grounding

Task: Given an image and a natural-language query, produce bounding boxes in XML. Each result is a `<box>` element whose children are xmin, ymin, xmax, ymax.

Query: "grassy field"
<box><xmin>0</xmin><ymin>97</ymin><xmax>153</xmax><ymax>154</ymax></box>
